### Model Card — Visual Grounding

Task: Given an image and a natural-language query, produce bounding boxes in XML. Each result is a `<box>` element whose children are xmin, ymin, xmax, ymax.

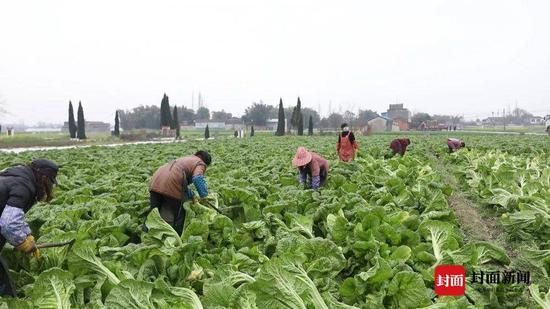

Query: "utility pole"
<box><xmin>503</xmin><ymin>108</ymin><xmax>506</xmax><ymax>131</ymax></box>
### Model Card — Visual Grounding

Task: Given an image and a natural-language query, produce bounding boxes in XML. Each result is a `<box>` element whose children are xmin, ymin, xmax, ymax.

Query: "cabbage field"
<box><xmin>0</xmin><ymin>134</ymin><xmax>548</xmax><ymax>308</ymax></box>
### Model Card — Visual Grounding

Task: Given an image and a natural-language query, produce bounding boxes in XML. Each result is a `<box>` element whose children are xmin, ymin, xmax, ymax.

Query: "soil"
<box><xmin>433</xmin><ymin>156</ymin><xmax>517</xmax><ymax>259</ymax></box>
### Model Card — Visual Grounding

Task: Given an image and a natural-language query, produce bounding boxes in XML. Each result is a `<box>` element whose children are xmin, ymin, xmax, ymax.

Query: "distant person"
<box><xmin>447</xmin><ymin>138</ymin><xmax>465</xmax><ymax>153</ymax></box>
<box><xmin>148</xmin><ymin>150</ymin><xmax>211</xmax><ymax>235</ymax></box>
<box><xmin>385</xmin><ymin>138</ymin><xmax>411</xmax><ymax>158</ymax></box>
<box><xmin>337</xmin><ymin>123</ymin><xmax>359</xmax><ymax>162</ymax></box>
<box><xmin>292</xmin><ymin>147</ymin><xmax>329</xmax><ymax>190</ymax></box>
<box><xmin>0</xmin><ymin>159</ymin><xmax>59</xmax><ymax>295</ymax></box>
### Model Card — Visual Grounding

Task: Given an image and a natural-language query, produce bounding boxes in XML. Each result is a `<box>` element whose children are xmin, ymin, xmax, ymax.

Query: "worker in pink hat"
<box><xmin>292</xmin><ymin>147</ymin><xmax>329</xmax><ymax>190</ymax></box>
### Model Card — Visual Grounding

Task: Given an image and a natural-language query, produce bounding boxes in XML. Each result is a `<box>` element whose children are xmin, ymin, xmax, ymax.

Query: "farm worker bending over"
<box><xmin>0</xmin><ymin>159</ymin><xmax>59</xmax><ymax>259</ymax></box>
<box><xmin>149</xmin><ymin>150</ymin><xmax>211</xmax><ymax>235</ymax></box>
<box><xmin>447</xmin><ymin>138</ymin><xmax>465</xmax><ymax>153</ymax></box>
<box><xmin>337</xmin><ymin>123</ymin><xmax>359</xmax><ymax>162</ymax></box>
<box><xmin>385</xmin><ymin>138</ymin><xmax>411</xmax><ymax>158</ymax></box>
<box><xmin>292</xmin><ymin>147</ymin><xmax>329</xmax><ymax>190</ymax></box>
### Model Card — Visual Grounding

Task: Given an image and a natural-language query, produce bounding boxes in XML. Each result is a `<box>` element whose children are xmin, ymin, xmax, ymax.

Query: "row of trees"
<box><xmin>275</xmin><ymin>97</ymin><xmax>314</xmax><ymax>136</ymax></box>
<box><xmin>242</xmin><ymin>100</ymin><xmax>320</xmax><ymax>127</ymax></box>
<box><xmin>67</xmin><ymin>101</ymin><xmax>87</xmax><ymax>139</ymax></box>
<box><xmin>116</xmin><ymin>94</ymin><xmax>385</xmax><ymax>132</ymax></box>
<box><xmin>409</xmin><ymin>113</ymin><xmax>464</xmax><ymax>129</ymax></box>
<box><xmin>68</xmin><ymin>101</ymin><xmax>121</xmax><ymax>139</ymax></box>
<box><xmin>119</xmin><ymin>95</ymin><xmax>213</xmax><ymax>131</ymax></box>
<box><xmin>409</xmin><ymin>108</ymin><xmax>540</xmax><ymax>128</ymax></box>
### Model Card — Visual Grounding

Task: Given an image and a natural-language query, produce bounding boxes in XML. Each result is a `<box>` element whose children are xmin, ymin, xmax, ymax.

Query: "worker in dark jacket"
<box><xmin>447</xmin><ymin>138</ymin><xmax>465</xmax><ymax>153</ymax></box>
<box><xmin>0</xmin><ymin>159</ymin><xmax>59</xmax><ymax>260</ymax></box>
<box><xmin>385</xmin><ymin>138</ymin><xmax>411</xmax><ymax>158</ymax></box>
<box><xmin>292</xmin><ymin>147</ymin><xmax>330</xmax><ymax>190</ymax></box>
<box><xmin>148</xmin><ymin>150</ymin><xmax>211</xmax><ymax>235</ymax></box>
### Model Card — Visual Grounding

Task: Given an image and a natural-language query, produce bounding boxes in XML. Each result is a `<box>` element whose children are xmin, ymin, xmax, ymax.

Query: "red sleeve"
<box><xmin>389</xmin><ymin>140</ymin><xmax>398</xmax><ymax>152</ymax></box>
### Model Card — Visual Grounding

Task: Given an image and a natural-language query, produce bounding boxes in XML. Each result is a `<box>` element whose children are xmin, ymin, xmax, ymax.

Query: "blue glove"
<box><xmin>192</xmin><ymin>175</ymin><xmax>209</xmax><ymax>198</ymax></box>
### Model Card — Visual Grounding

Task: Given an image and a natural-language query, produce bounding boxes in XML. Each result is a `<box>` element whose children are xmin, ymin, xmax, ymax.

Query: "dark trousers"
<box><xmin>319</xmin><ymin>167</ymin><xmax>328</xmax><ymax>187</ymax></box>
<box><xmin>149</xmin><ymin>191</ymin><xmax>185</xmax><ymax>235</ymax></box>
<box><xmin>0</xmin><ymin>236</ymin><xmax>15</xmax><ymax>296</ymax></box>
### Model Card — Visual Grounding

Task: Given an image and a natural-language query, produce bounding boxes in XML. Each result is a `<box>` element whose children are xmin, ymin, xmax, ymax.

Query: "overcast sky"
<box><xmin>1</xmin><ymin>0</ymin><xmax>549</xmax><ymax>125</ymax></box>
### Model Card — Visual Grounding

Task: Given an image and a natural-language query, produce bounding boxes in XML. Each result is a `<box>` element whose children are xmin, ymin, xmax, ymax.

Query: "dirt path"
<box><xmin>432</xmin><ymin>156</ymin><xmax>517</xmax><ymax>259</ymax></box>
<box><xmin>0</xmin><ymin>138</ymin><xmax>187</xmax><ymax>154</ymax></box>
<box><xmin>438</xmin><ymin>163</ymin><xmax>500</xmax><ymax>242</ymax></box>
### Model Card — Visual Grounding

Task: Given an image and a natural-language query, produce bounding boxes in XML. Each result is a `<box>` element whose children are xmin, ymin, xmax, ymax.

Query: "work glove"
<box><xmin>198</xmin><ymin>196</ymin><xmax>211</xmax><ymax>206</ymax></box>
<box><xmin>15</xmin><ymin>235</ymin><xmax>41</xmax><ymax>258</ymax></box>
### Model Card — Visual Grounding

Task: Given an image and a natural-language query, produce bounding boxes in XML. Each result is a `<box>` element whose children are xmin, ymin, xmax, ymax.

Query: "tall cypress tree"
<box><xmin>291</xmin><ymin>97</ymin><xmax>302</xmax><ymax>133</ymax></box>
<box><xmin>308</xmin><ymin>115</ymin><xmax>313</xmax><ymax>135</ymax></box>
<box><xmin>275</xmin><ymin>98</ymin><xmax>285</xmax><ymax>136</ymax></box>
<box><xmin>160</xmin><ymin>93</ymin><xmax>172</xmax><ymax>128</ymax></box>
<box><xmin>114</xmin><ymin>110</ymin><xmax>120</xmax><ymax>137</ymax></box>
<box><xmin>250</xmin><ymin>125</ymin><xmax>255</xmax><ymax>137</ymax></box>
<box><xmin>159</xmin><ymin>94</ymin><xmax>165</xmax><ymax>128</ymax></box>
<box><xmin>172</xmin><ymin>106</ymin><xmax>180</xmax><ymax>138</ymax></box>
<box><xmin>204</xmin><ymin>124</ymin><xmax>210</xmax><ymax>139</ymax></box>
<box><xmin>77</xmin><ymin>101</ymin><xmax>86</xmax><ymax>139</ymax></box>
<box><xmin>297</xmin><ymin>114</ymin><xmax>304</xmax><ymax>135</ymax></box>
<box><xmin>68</xmin><ymin>101</ymin><xmax>77</xmax><ymax>138</ymax></box>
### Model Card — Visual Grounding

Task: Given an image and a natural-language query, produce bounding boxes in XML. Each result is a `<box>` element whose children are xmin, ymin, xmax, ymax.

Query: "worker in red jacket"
<box><xmin>336</xmin><ymin>123</ymin><xmax>359</xmax><ymax>162</ymax></box>
<box><xmin>385</xmin><ymin>138</ymin><xmax>411</xmax><ymax>158</ymax></box>
<box><xmin>447</xmin><ymin>138</ymin><xmax>465</xmax><ymax>153</ymax></box>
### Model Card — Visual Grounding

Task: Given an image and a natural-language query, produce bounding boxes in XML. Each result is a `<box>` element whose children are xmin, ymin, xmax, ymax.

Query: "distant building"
<box><xmin>387</xmin><ymin>104</ymin><xmax>411</xmax><ymax>122</ymax></box>
<box><xmin>386</xmin><ymin>104</ymin><xmax>410</xmax><ymax>131</ymax></box>
<box><xmin>24</xmin><ymin>127</ymin><xmax>62</xmax><ymax>133</ymax></box>
<box><xmin>363</xmin><ymin>115</ymin><xmax>400</xmax><ymax>133</ymax></box>
<box><xmin>195</xmin><ymin>121</ymin><xmax>225</xmax><ymax>130</ymax></box>
<box><xmin>482</xmin><ymin>117</ymin><xmax>504</xmax><ymax>126</ymax></box>
<box><xmin>265</xmin><ymin>119</ymin><xmax>280</xmax><ymax>131</ymax></box>
<box><xmin>418</xmin><ymin>120</ymin><xmax>447</xmax><ymax>131</ymax></box>
<box><xmin>392</xmin><ymin>118</ymin><xmax>408</xmax><ymax>131</ymax></box>
<box><xmin>529</xmin><ymin>116</ymin><xmax>544</xmax><ymax>125</ymax></box>
<box><xmin>367</xmin><ymin>116</ymin><xmax>390</xmax><ymax>133</ymax></box>
<box><xmin>225</xmin><ymin>118</ymin><xmax>245</xmax><ymax>130</ymax></box>
<box><xmin>62</xmin><ymin>121</ymin><xmax>110</xmax><ymax>133</ymax></box>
